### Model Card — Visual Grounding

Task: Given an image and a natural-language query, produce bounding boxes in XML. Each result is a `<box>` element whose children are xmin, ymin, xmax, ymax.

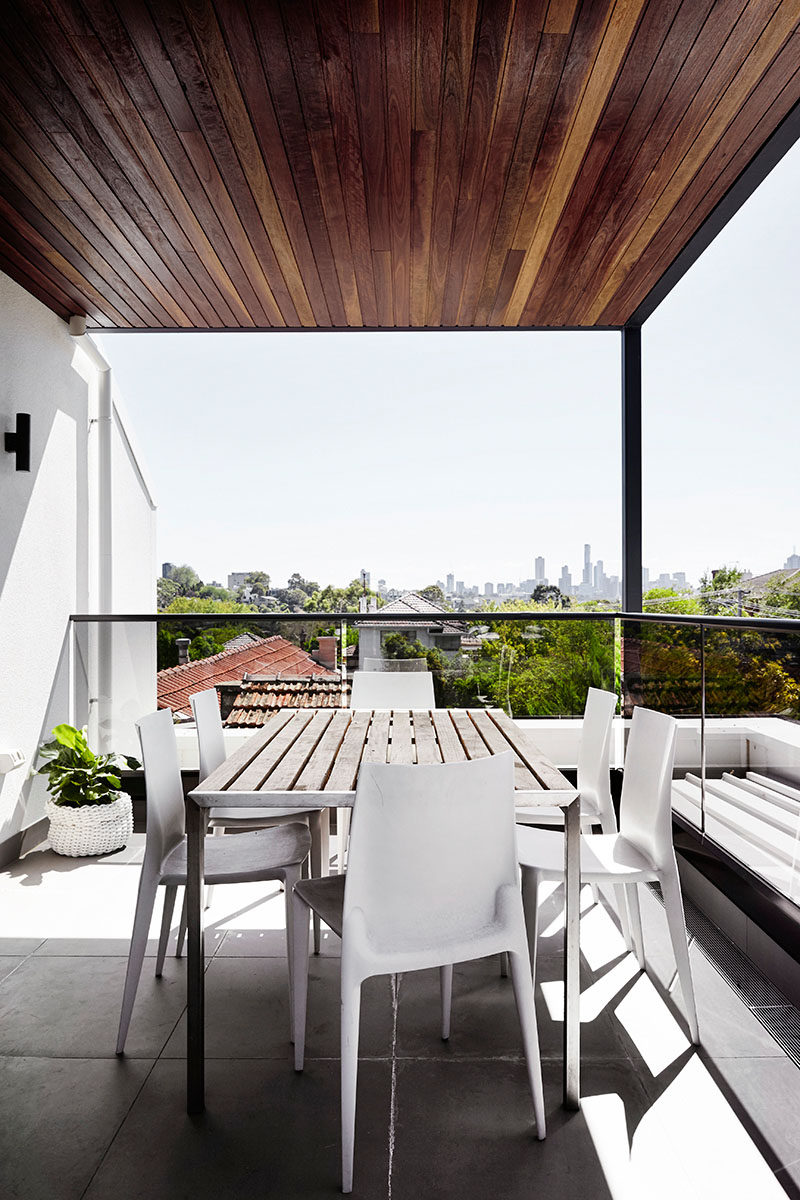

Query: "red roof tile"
<box><xmin>223</xmin><ymin>678</ymin><xmax>351</xmax><ymax>727</ymax></box>
<box><xmin>157</xmin><ymin>635</ymin><xmax>335</xmax><ymax>717</ymax></box>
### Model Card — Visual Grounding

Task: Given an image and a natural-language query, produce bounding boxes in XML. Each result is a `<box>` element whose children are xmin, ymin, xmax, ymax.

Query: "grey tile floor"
<box><xmin>1</xmin><ymin>838</ymin><xmax>798</xmax><ymax>1199</ymax></box>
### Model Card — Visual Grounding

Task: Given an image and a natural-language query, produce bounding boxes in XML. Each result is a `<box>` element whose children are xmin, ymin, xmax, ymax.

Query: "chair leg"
<box><xmin>175</xmin><ymin>889</ymin><xmax>188</xmax><ymax>958</ymax></box>
<box><xmin>626</xmin><ymin>884</ymin><xmax>645</xmax><ymax>968</ymax></box>
<box><xmin>521</xmin><ymin>867</ymin><xmax>541</xmax><ymax>984</ymax></box>
<box><xmin>337</xmin><ymin>806</ymin><xmax>351</xmax><ymax>871</ymax></box>
<box><xmin>116</xmin><ymin>872</ymin><xmax>159</xmax><ymax>1055</ymax></box>
<box><xmin>284</xmin><ymin>864</ymin><xmax>303</xmax><ymax>1044</ymax></box>
<box><xmin>508</xmin><ymin>947</ymin><xmax>546</xmax><ymax>1139</ymax></box>
<box><xmin>155</xmin><ymin>884</ymin><xmax>178</xmax><ymax>977</ymax></box>
<box><xmin>660</xmin><ymin>866</ymin><xmax>700</xmax><ymax>1044</ymax></box>
<box><xmin>309</xmin><ymin>810</ymin><xmax>328</xmax><ymax>954</ymax></box>
<box><xmin>340</xmin><ymin>972</ymin><xmax>362</xmax><ymax>1194</ymax></box>
<box><xmin>440</xmin><ymin>964</ymin><xmax>453</xmax><ymax>1040</ymax></box>
<box><xmin>291</xmin><ymin>888</ymin><xmax>310</xmax><ymax>1068</ymax></box>
<box><xmin>205</xmin><ymin>825</ymin><xmax>225</xmax><ymax>910</ymax></box>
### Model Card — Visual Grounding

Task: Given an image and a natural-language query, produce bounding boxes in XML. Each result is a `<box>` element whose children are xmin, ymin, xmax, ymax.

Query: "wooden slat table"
<box><xmin>186</xmin><ymin>708</ymin><xmax>581</xmax><ymax>1113</ymax></box>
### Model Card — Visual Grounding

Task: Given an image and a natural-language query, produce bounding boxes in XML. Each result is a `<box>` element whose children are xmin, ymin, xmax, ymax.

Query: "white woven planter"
<box><xmin>46</xmin><ymin>792</ymin><xmax>133</xmax><ymax>857</ymax></box>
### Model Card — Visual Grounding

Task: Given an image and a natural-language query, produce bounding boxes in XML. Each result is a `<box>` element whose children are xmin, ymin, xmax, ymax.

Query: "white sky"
<box><xmin>97</xmin><ymin>141</ymin><xmax>800</xmax><ymax>593</ymax></box>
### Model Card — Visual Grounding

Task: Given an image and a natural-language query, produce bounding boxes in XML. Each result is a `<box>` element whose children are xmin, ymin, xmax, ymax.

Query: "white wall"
<box><xmin>0</xmin><ymin>271</ymin><xmax>156</xmax><ymax>841</ymax></box>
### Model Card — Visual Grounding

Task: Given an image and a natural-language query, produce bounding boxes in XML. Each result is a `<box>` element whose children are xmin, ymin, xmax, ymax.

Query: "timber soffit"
<box><xmin>0</xmin><ymin>1</ymin><xmax>798</xmax><ymax>331</ymax></box>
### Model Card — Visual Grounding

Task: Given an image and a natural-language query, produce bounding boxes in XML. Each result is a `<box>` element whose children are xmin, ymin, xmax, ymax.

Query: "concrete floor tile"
<box><xmin>0</xmin><ymin>955</ymin><xmax>187</xmax><ymax>1059</ymax></box>
<box><xmin>0</xmin><ymin>938</ymin><xmax>44</xmax><ymax>956</ymax></box>
<box><xmin>83</xmin><ymin>1057</ymin><xmax>392</xmax><ymax>1200</ymax></box>
<box><xmin>0</xmin><ymin>957</ymin><xmax>25</xmax><ymax>984</ymax></box>
<box><xmin>161</xmin><ymin>954</ymin><xmax>394</xmax><ymax>1061</ymax></box>
<box><xmin>0</xmin><ymin>1056</ymin><xmax>152</xmax><ymax>1200</ymax></box>
<box><xmin>708</xmin><ymin>1056</ymin><xmax>800</xmax><ymax>1184</ymax></box>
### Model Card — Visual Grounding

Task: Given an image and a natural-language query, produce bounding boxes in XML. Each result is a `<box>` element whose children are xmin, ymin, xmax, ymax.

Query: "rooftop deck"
<box><xmin>1</xmin><ymin>838</ymin><xmax>798</xmax><ymax>1199</ymax></box>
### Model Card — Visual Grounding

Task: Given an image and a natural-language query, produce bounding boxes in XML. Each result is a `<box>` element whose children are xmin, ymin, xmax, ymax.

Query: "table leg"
<box><xmin>563</xmin><ymin>795</ymin><xmax>581</xmax><ymax>1109</ymax></box>
<box><xmin>187</xmin><ymin>799</ymin><xmax>205</xmax><ymax>1114</ymax></box>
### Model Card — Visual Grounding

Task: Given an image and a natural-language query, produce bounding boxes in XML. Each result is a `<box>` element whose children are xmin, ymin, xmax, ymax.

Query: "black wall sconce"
<box><xmin>4</xmin><ymin>413</ymin><xmax>31</xmax><ymax>471</ymax></box>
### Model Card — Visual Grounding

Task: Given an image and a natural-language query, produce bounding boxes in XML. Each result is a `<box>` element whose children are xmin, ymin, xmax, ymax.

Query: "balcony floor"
<box><xmin>1</xmin><ymin>836</ymin><xmax>799</xmax><ymax>1199</ymax></box>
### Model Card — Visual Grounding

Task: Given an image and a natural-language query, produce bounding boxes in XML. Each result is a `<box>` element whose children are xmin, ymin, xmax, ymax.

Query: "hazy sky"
<box><xmin>97</xmin><ymin>141</ymin><xmax>800</xmax><ymax>593</ymax></box>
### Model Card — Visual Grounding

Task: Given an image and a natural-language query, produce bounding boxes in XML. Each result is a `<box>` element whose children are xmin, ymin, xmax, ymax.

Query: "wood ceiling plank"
<box><xmin>567</xmin><ymin>0</ymin><xmax>778</xmax><ymax>324</ymax></box>
<box><xmin>137</xmin><ymin>0</ymin><xmax>287</xmax><ymax>326</ymax></box>
<box><xmin>347</xmin><ymin>19</ymin><xmax>392</xmax><ymax>320</ymax></box>
<box><xmin>0</xmin><ymin>133</ymin><xmax>176</xmax><ymax>325</ymax></box>
<box><xmin>0</xmin><ymin>160</ymin><xmax>159</xmax><ymax>325</ymax></box>
<box><xmin>585</xmin><ymin>0</ymin><xmax>798</xmax><ymax>323</ymax></box>
<box><xmin>280</xmin><ymin>0</ymin><xmax>363</xmax><ymax>325</ymax></box>
<box><xmin>475</xmin><ymin>7</ymin><xmax>579</xmax><ymax>325</ymax></box>
<box><xmin>605</xmin><ymin>38</ymin><xmax>800</xmax><ymax>323</ymax></box>
<box><xmin>439</xmin><ymin>0</ymin><xmax>514</xmax><ymax>327</ymax></box>
<box><xmin>0</xmin><ymin>232</ymin><xmax>87</xmax><ymax>318</ymax></box>
<box><xmin>503</xmin><ymin>0</ymin><xmax>645</xmax><ymax>327</ymax></box>
<box><xmin>0</xmin><ymin>208</ymin><xmax>122</xmax><ymax>323</ymax></box>
<box><xmin>427</xmin><ymin>0</ymin><xmax>480</xmax><ymax>326</ymax></box>
<box><xmin>519</xmin><ymin>0</ymin><xmax>684</xmax><ymax>325</ymax></box>
<box><xmin>316</xmin><ymin>0</ymin><xmax>378</xmax><ymax>326</ymax></box>
<box><xmin>455</xmin><ymin>0</ymin><xmax>548</xmax><ymax>326</ymax></box>
<box><xmin>5</xmin><ymin>1</ymin><xmax>236</xmax><ymax>326</ymax></box>
<box><xmin>410</xmin><ymin>0</ymin><xmax>445</xmax><ymax>325</ymax></box>
<box><xmin>0</xmin><ymin>188</ymin><xmax>131</xmax><ymax>323</ymax></box>
<box><xmin>179</xmin><ymin>0</ymin><xmax>320</xmax><ymax>326</ymax></box>
<box><xmin>248</xmin><ymin>0</ymin><xmax>347</xmax><ymax>327</ymax></box>
<box><xmin>543</xmin><ymin>0</ymin><xmax>716</xmax><ymax>325</ymax></box>
<box><xmin>382</xmin><ymin>0</ymin><xmax>412</xmax><ymax>326</ymax></box>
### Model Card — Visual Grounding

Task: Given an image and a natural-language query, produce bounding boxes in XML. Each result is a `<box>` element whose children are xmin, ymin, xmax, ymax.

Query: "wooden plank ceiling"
<box><xmin>0</xmin><ymin>0</ymin><xmax>798</xmax><ymax>330</ymax></box>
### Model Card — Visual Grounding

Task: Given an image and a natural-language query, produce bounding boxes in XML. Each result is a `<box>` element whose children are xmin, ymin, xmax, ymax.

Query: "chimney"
<box><xmin>312</xmin><ymin>636</ymin><xmax>338</xmax><ymax>671</ymax></box>
<box><xmin>176</xmin><ymin>637</ymin><xmax>190</xmax><ymax>665</ymax></box>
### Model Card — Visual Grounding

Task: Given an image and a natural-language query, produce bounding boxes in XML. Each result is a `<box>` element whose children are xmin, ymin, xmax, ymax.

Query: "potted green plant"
<box><xmin>37</xmin><ymin>724</ymin><xmax>140</xmax><ymax>857</ymax></box>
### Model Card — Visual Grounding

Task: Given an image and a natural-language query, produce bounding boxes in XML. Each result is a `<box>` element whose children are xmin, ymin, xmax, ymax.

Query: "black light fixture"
<box><xmin>4</xmin><ymin>413</ymin><xmax>30</xmax><ymax>471</ymax></box>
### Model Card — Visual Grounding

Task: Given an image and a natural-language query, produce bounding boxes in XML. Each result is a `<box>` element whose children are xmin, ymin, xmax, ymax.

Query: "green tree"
<box><xmin>698</xmin><ymin>565</ymin><xmax>745</xmax><ymax>615</ymax></box>
<box><xmin>642</xmin><ymin>587</ymin><xmax>700</xmax><ymax>615</ymax></box>
<box><xmin>418</xmin><ymin>584</ymin><xmax>447</xmax><ymax>607</ymax></box>
<box><xmin>156</xmin><ymin>577</ymin><xmax>179</xmax><ymax>610</ymax></box>
<box><xmin>167</xmin><ymin>564</ymin><xmax>201</xmax><ymax>596</ymax></box>
<box><xmin>304</xmin><ymin>579</ymin><xmax>380</xmax><ymax>613</ymax></box>
<box><xmin>531</xmin><ymin>583</ymin><xmax>568</xmax><ymax>607</ymax></box>
<box><xmin>244</xmin><ymin>570</ymin><xmax>270</xmax><ymax>596</ymax></box>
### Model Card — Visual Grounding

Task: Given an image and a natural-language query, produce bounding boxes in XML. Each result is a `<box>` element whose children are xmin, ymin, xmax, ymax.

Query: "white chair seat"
<box><xmin>515</xmin><ymin>801</ymin><xmax>601</xmax><ymax>826</ymax></box>
<box><xmin>517</xmin><ymin>827</ymin><xmax>658</xmax><ymax>883</ymax></box>
<box><xmin>161</xmin><ymin>822</ymin><xmax>311</xmax><ymax>885</ymax></box>
<box><xmin>209</xmin><ymin>806</ymin><xmax>318</xmax><ymax>825</ymax></box>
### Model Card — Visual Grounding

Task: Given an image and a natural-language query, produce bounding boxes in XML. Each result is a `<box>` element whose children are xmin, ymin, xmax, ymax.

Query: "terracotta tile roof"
<box><xmin>157</xmin><ymin>635</ymin><xmax>335</xmax><ymax>717</ymax></box>
<box><xmin>223</xmin><ymin>678</ymin><xmax>351</xmax><ymax>727</ymax></box>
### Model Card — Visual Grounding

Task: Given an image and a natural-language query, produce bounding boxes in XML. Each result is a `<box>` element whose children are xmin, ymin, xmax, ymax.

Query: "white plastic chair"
<box><xmin>348</xmin><ymin>669</ymin><xmax>435</xmax><ymax>709</ymax></box>
<box><xmin>115</xmin><ymin>708</ymin><xmax>311</xmax><ymax>1054</ymax></box>
<box><xmin>291</xmin><ymin>753</ymin><xmax>546</xmax><ymax>1193</ymax></box>
<box><xmin>517</xmin><ymin>706</ymin><xmax>699</xmax><ymax>1044</ymax></box>
<box><xmin>190</xmin><ymin>688</ymin><xmax>330</xmax><ymax>949</ymax></box>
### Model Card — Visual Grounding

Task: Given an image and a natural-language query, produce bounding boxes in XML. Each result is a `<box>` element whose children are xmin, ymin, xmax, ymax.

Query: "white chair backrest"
<box><xmin>190</xmin><ymin>687</ymin><xmax>226</xmax><ymax>780</ymax></box>
<box><xmin>349</xmin><ymin>670</ymin><xmax>435</xmax><ymax>709</ymax></box>
<box><xmin>136</xmin><ymin>709</ymin><xmax>186</xmax><ymax>866</ymax></box>
<box><xmin>343</xmin><ymin>754</ymin><xmax>517</xmax><ymax>950</ymax></box>
<box><xmin>619</xmin><ymin>706</ymin><xmax>677</xmax><ymax>870</ymax></box>
<box><xmin>577</xmin><ymin>687</ymin><xmax>616</xmax><ymax>821</ymax></box>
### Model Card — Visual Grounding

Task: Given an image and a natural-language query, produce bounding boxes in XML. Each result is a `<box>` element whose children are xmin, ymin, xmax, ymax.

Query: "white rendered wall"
<box><xmin>0</xmin><ymin>272</ymin><xmax>156</xmax><ymax>840</ymax></box>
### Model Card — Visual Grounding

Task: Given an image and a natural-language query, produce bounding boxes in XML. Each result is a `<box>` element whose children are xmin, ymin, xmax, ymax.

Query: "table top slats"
<box><xmin>430</xmin><ymin>710</ymin><xmax>467</xmax><ymax>762</ymax></box>
<box><xmin>388</xmin><ymin>710</ymin><xmax>415</xmax><ymax>763</ymax></box>
<box><xmin>412</xmin><ymin>710</ymin><xmax>441</xmax><ymax>764</ymax></box>
<box><xmin>468</xmin><ymin>708</ymin><xmax>542</xmax><ymax>791</ymax></box>
<box><xmin>449</xmin><ymin>709</ymin><xmax>491</xmax><ymax>761</ymax></box>
<box><xmin>195</xmin><ymin>710</ymin><xmax>296</xmax><ymax>792</ymax></box>
<box><xmin>233</xmin><ymin>710</ymin><xmax>316</xmax><ymax>791</ymax></box>
<box><xmin>488</xmin><ymin>710</ymin><xmax>574</xmax><ymax>790</ymax></box>
<box><xmin>324</xmin><ymin>710</ymin><xmax>372</xmax><ymax>793</ymax></box>
<box><xmin>294</xmin><ymin>709</ymin><xmax>353</xmax><ymax>792</ymax></box>
<box><xmin>259</xmin><ymin>710</ymin><xmax>335</xmax><ymax>791</ymax></box>
<box><xmin>361</xmin><ymin>710</ymin><xmax>391</xmax><ymax>766</ymax></box>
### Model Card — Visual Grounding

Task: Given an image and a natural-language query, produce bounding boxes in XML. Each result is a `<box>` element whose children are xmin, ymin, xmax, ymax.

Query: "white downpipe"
<box><xmin>71</xmin><ymin>322</ymin><xmax>113</xmax><ymax>749</ymax></box>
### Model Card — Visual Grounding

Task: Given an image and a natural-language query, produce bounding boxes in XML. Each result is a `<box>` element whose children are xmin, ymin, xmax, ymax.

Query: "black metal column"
<box><xmin>622</xmin><ymin>326</ymin><xmax>642</xmax><ymax>613</ymax></box>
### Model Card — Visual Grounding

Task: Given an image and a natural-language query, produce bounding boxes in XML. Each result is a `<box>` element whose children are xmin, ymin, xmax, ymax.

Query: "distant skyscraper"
<box><xmin>456</xmin><ymin>580</ymin><xmax>465</xmax><ymax>595</ymax></box>
<box><xmin>534</xmin><ymin>556</ymin><xmax>545</xmax><ymax>583</ymax></box>
<box><xmin>582</xmin><ymin>544</ymin><xmax>592</xmax><ymax>589</ymax></box>
<box><xmin>784</xmin><ymin>553</ymin><xmax>800</xmax><ymax>570</ymax></box>
<box><xmin>446</xmin><ymin>573</ymin><xmax>454</xmax><ymax>593</ymax></box>
<box><xmin>559</xmin><ymin>565</ymin><xmax>572</xmax><ymax>595</ymax></box>
<box><xmin>485</xmin><ymin>582</ymin><xmax>494</xmax><ymax>596</ymax></box>
<box><xmin>162</xmin><ymin>562</ymin><xmax>175</xmax><ymax>578</ymax></box>
<box><xmin>593</xmin><ymin>559</ymin><xmax>605</xmax><ymax>591</ymax></box>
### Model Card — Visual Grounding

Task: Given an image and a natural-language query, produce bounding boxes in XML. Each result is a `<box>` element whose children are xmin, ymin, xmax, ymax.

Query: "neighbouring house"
<box><xmin>157</xmin><ymin>634</ymin><xmax>338</xmax><ymax>720</ymax></box>
<box><xmin>221</xmin><ymin>677</ymin><xmax>351</xmax><ymax>727</ymax></box>
<box><xmin>356</xmin><ymin>592</ymin><xmax>464</xmax><ymax>664</ymax></box>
